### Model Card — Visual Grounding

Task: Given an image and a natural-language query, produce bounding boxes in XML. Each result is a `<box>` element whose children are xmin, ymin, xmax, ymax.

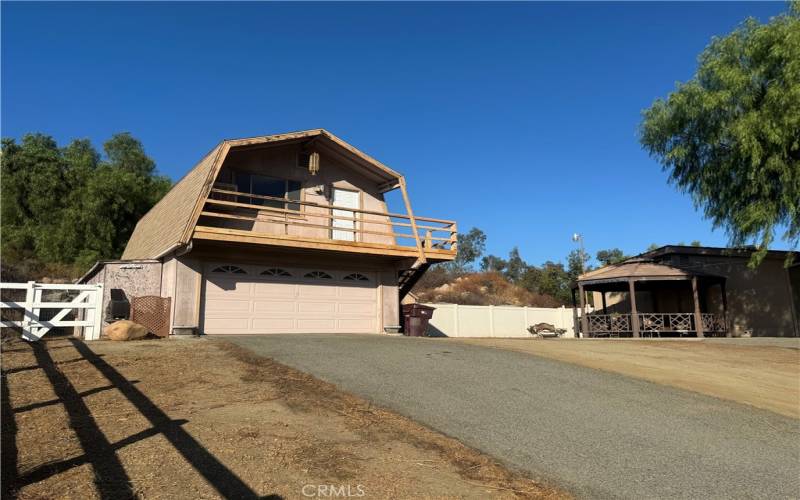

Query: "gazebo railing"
<box><xmin>585</xmin><ymin>313</ymin><xmax>727</xmax><ymax>337</ymax></box>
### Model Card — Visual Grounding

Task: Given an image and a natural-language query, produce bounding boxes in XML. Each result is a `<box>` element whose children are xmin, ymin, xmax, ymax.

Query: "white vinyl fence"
<box><xmin>423</xmin><ymin>303</ymin><xmax>577</xmax><ymax>338</ymax></box>
<box><xmin>0</xmin><ymin>282</ymin><xmax>104</xmax><ymax>342</ymax></box>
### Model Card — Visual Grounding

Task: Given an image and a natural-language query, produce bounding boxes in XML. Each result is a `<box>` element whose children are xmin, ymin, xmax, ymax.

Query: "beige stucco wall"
<box><xmin>201</xmin><ymin>144</ymin><xmax>394</xmax><ymax>245</ymax></box>
<box><xmin>84</xmin><ymin>261</ymin><xmax>162</xmax><ymax>326</ymax></box>
<box><xmin>589</xmin><ymin>254</ymin><xmax>798</xmax><ymax>337</ymax></box>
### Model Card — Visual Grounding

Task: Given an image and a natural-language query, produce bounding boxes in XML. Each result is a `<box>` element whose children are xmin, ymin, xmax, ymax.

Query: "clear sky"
<box><xmin>1</xmin><ymin>1</ymin><xmax>788</xmax><ymax>267</ymax></box>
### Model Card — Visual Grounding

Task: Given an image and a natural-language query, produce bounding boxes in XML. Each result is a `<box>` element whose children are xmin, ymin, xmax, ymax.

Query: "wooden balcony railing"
<box><xmin>194</xmin><ymin>187</ymin><xmax>457</xmax><ymax>257</ymax></box>
<box><xmin>585</xmin><ymin>313</ymin><xmax>727</xmax><ymax>338</ymax></box>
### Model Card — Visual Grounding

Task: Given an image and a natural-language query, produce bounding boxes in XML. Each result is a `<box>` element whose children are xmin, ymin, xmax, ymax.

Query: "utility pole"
<box><xmin>572</xmin><ymin>232</ymin><xmax>587</xmax><ymax>338</ymax></box>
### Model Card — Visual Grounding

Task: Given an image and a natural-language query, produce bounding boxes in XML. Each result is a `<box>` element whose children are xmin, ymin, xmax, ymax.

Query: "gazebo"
<box><xmin>572</xmin><ymin>259</ymin><xmax>729</xmax><ymax>338</ymax></box>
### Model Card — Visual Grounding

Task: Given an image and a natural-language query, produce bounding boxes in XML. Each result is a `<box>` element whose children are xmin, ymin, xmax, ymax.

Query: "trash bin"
<box><xmin>401</xmin><ymin>304</ymin><xmax>436</xmax><ymax>337</ymax></box>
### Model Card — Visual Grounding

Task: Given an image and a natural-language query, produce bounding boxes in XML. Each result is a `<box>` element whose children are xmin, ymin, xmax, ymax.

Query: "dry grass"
<box><xmin>454</xmin><ymin>338</ymin><xmax>800</xmax><ymax>419</ymax></box>
<box><xmin>417</xmin><ymin>272</ymin><xmax>562</xmax><ymax>308</ymax></box>
<box><xmin>2</xmin><ymin>335</ymin><xmax>569</xmax><ymax>499</ymax></box>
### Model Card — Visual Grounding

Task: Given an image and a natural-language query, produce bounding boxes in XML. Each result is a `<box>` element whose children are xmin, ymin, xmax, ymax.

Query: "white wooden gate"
<box><xmin>0</xmin><ymin>282</ymin><xmax>104</xmax><ymax>341</ymax></box>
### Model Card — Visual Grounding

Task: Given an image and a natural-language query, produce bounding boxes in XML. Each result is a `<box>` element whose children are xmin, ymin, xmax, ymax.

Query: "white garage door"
<box><xmin>202</xmin><ymin>263</ymin><xmax>379</xmax><ymax>334</ymax></box>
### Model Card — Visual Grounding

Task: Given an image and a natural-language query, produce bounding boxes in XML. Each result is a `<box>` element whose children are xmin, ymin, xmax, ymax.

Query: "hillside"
<box><xmin>413</xmin><ymin>271</ymin><xmax>564</xmax><ymax>307</ymax></box>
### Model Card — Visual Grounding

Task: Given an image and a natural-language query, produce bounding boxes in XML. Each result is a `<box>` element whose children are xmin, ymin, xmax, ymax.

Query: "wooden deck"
<box><xmin>193</xmin><ymin>187</ymin><xmax>457</xmax><ymax>262</ymax></box>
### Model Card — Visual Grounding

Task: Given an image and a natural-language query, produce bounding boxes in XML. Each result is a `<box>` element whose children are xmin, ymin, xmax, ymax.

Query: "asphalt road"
<box><xmin>227</xmin><ymin>334</ymin><xmax>800</xmax><ymax>499</ymax></box>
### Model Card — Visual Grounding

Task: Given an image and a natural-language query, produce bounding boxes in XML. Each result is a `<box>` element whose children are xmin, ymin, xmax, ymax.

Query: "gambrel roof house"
<box><xmin>82</xmin><ymin>129</ymin><xmax>456</xmax><ymax>336</ymax></box>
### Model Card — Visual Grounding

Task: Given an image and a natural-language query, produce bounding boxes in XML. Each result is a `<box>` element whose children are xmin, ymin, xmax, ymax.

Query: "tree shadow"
<box><xmin>1</xmin><ymin>340</ymin><xmax>283</xmax><ymax>500</ymax></box>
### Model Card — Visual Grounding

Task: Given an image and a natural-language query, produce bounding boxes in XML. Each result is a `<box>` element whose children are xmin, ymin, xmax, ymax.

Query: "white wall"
<box><xmin>423</xmin><ymin>303</ymin><xmax>576</xmax><ymax>338</ymax></box>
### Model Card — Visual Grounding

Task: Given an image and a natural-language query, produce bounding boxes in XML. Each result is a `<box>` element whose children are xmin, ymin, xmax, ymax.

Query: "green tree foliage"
<box><xmin>596</xmin><ymin>248</ymin><xmax>628</xmax><ymax>266</ymax></box>
<box><xmin>640</xmin><ymin>4</ymin><xmax>800</xmax><ymax>264</ymax></box>
<box><xmin>566</xmin><ymin>248</ymin><xmax>591</xmax><ymax>283</ymax></box>
<box><xmin>519</xmin><ymin>261</ymin><xmax>571</xmax><ymax>304</ymax></box>
<box><xmin>1</xmin><ymin>133</ymin><xmax>172</xmax><ymax>277</ymax></box>
<box><xmin>480</xmin><ymin>254</ymin><xmax>507</xmax><ymax>273</ymax></box>
<box><xmin>504</xmin><ymin>247</ymin><xmax>527</xmax><ymax>283</ymax></box>
<box><xmin>447</xmin><ymin>227</ymin><xmax>487</xmax><ymax>273</ymax></box>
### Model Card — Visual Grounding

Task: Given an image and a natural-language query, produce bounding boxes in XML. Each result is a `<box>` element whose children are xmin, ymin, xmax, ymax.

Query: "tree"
<box><xmin>504</xmin><ymin>247</ymin><xmax>527</xmax><ymax>283</ymax></box>
<box><xmin>104</xmin><ymin>133</ymin><xmax>156</xmax><ymax>176</ymax></box>
<box><xmin>566</xmin><ymin>248</ymin><xmax>591</xmax><ymax>283</ymax></box>
<box><xmin>519</xmin><ymin>261</ymin><xmax>571</xmax><ymax>305</ymax></box>
<box><xmin>480</xmin><ymin>254</ymin><xmax>507</xmax><ymax>273</ymax></box>
<box><xmin>640</xmin><ymin>4</ymin><xmax>800</xmax><ymax>264</ymax></box>
<box><xmin>1</xmin><ymin>132</ymin><xmax>172</xmax><ymax>277</ymax></box>
<box><xmin>448</xmin><ymin>227</ymin><xmax>486</xmax><ymax>273</ymax></box>
<box><xmin>596</xmin><ymin>248</ymin><xmax>628</xmax><ymax>266</ymax></box>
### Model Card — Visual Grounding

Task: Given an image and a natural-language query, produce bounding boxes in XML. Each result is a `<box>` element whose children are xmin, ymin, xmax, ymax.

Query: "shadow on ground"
<box><xmin>1</xmin><ymin>338</ymin><xmax>282</xmax><ymax>500</ymax></box>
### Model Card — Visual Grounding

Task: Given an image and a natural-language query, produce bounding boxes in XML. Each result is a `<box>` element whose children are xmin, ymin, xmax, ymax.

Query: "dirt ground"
<box><xmin>453</xmin><ymin>338</ymin><xmax>800</xmax><ymax>419</ymax></box>
<box><xmin>1</xmin><ymin>335</ymin><xmax>567</xmax><ymax>500</ymax></box>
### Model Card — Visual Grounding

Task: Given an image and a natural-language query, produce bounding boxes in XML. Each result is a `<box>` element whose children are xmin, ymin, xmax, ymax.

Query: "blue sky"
<box><xmin>1</xmin><ymin>1</ymin><xmax>787</xmax><ymax>267</ymax></box>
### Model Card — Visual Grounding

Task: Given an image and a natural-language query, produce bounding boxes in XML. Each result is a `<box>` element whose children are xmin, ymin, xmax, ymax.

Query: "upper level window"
<box><xmin>212</xmin><ymin>265</ymin><xmax>246</xmax><ymax>274</ymax></box>
<box><xmin>234</xmin><ymin>172</ymin><xmax>301</xmax><ymax>211</ymax></box>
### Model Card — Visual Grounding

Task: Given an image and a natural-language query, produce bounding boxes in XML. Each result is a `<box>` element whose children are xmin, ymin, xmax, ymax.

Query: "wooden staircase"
<box><xmin>398</xmin><ymin>261</ymin><xmax>431</xmax><ymax>300</ymax></box>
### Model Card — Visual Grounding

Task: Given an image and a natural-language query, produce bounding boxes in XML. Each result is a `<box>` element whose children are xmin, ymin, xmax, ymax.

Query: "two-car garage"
<box><xmin>201</xmin><ymin>263</ymin><xmax>380</xmax><ymax>334</ymax></box>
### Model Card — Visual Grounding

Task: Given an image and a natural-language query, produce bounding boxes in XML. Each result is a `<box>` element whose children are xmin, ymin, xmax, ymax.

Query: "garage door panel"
<box><xmin>203</xmin><ymin>265</ymin><xmax>378</xmax><ymax>334</ymax></box>
<box><xmin>338</xmin><ymin>302</ymin><xmax>375</xmax><ymax>314</ymax></box>
<box><xmin>339</xmin><ymin>287</ymin><xmax>375</xmax><ymax>300</ymax></box>
<box><xmin>205</xmin><ymin>299</ymin><xmax>251</xmax><ymax>314</ymax></box>
<box><xmin>206</xmin><ymin>279</ymin><xmax>251</xmax><ymax>296</ymax></box>
<box><xmin>251</xmin><ymin>318</ymin><xmax>296</xmax><ymax>330</ymax></box>
<box><xmin>298</xmin><ymin>285</ymin><xmax>338</xmax><ymax>299</ymax></box>
<box><xmin>298</xmin><ymin>301</ymin><xmax>337</xmax><ymax>314</ymax></box>
<box><xmin>253</xmin><ymin>282</ymin><xmax>298</xmax><ymax>297</ymax></box>
<box><xmin>253</xmin><ymin>300</ymin><xmax>296</xmax><ymax>313</ymax></box>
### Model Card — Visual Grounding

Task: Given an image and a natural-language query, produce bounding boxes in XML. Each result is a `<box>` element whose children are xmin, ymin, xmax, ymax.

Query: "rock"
<box><xmin>104</xmin><ymin>320</ymin><xmax>148</xmax><ymax>341</ymax></box>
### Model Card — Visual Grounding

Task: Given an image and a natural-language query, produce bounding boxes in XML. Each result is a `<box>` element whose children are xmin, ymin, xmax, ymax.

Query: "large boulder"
<box><xmin>104</xmin><ymin>320</ymin><xmax>148</xmax><ymax>341</ymax></box>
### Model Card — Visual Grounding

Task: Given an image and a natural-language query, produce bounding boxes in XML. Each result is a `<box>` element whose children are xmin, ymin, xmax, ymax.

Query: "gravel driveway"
<box><xmin>227</xmin><ymin>334</ymin><xmax>800</xmax><ymax>499</ymax></box>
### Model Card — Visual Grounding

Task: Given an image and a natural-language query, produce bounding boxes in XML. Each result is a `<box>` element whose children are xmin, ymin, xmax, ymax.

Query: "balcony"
<box><xmin>192</xmin><ymin>187</ymin><xmax>457</xmax><ymax>261</ymax></box>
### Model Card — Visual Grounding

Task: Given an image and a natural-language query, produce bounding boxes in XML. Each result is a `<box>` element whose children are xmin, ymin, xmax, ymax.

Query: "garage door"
<box><xmin>202</xmin><ymin>263</ymin><xmax>379</xmax><ymax>334</ymax></box>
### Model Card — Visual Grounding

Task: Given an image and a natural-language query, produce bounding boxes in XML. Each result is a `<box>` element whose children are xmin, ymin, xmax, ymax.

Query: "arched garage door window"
<box><xmin>211</xmin><ymin>265</ymin><xmax>246</xmax><ymax>274</ymax></box>
<box><xmin>304</xmin><ymin>271</ymin><xmax>333</xmax><ymax>280</ymax></box>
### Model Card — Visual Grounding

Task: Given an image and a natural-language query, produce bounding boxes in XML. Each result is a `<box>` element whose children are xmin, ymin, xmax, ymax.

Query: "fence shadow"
<box><xmin>2</xmin><ymin>339</ymin><xmax>282</xmax><ymax>500</ymax></box>
<box><xmin>1</xmin><ymin>370</ymin><xmax>19</xmax><ymax>500</ymax></box>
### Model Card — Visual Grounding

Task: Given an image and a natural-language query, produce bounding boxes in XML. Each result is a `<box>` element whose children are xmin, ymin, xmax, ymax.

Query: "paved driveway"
<box><xmin>227</xmin><ymin>335</ymin><xmax>800</xmax><ymax>499</ymax></box>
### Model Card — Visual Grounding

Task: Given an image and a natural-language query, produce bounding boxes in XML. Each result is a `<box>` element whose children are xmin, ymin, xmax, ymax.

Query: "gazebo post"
<box><xmin>721</xmin><ymin>280</ymin><xmax>730</xmax><ymax>338</ymax></box>
<box><xmin>601</xmin><ymin>292</ymin><xmax>608</xmax><ymax>314</ymax></box>
<box><xmin>628</xmin><ymin>279</ymin><xmax>640</xmax><ymax>338</ymax></box>
<box><xmin>692</xmin><ymin>276</ymin><xmax>704</xmax><ymax>338</ymax></box>
<box><xmin>578</xmin><ymin>283</ymin><xmax>589</xmax><ymax>338</ymax></box>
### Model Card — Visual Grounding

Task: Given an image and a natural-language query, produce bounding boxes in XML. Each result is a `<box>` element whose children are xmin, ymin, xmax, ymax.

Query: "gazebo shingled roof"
<box><xmin>576</xmin><ymin>259</ymin><xmax>725</xmax><ymax>288</ymax></box>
